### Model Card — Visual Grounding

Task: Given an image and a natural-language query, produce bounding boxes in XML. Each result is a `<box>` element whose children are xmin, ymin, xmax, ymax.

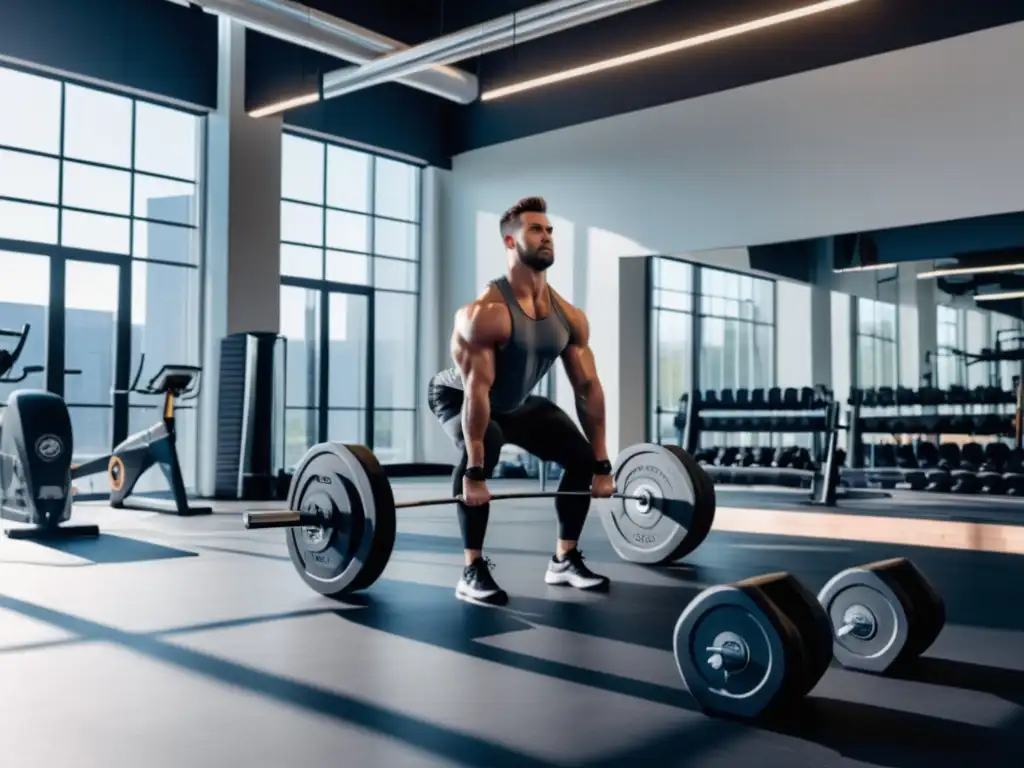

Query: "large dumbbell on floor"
<box><xmin>817</xmin><ymin>557</ymin><xmax>945</xmax><ymax>674</ymax></box>
<box><xmin>673</xmin><ymin>571</ymin><xmax>833</xmax><ymax>719</ymax></box>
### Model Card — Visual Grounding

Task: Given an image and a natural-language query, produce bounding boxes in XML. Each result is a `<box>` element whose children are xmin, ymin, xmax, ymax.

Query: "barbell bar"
<box><xmin>243</xmin><ymin>441</ymin><xmax>716</xmax><ymax>599</ymax></box>
<box><xmin>242</xmin><ymin>489</ymin><xmax>652</xmax><ymax>530</ymax></box>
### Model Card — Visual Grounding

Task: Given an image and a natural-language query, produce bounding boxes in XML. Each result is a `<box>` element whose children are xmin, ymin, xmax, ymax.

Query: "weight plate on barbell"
<box><xmin>599</xmin><ymin>443</ymin><xmax>716</xmax><ymax>564</ymax></box>
<box><xmin>284</xmin><ymin>442</ymin><xmax>397</xmax><ymax>600</ymax></box>
<box><xmin>673</xmin><ymin>577</ymin><xmax>793</xmax><ymax>719</ymax></box>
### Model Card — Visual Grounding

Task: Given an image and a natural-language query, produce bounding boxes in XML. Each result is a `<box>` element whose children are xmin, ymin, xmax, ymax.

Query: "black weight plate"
<box><xmin>600</xmin><ymin>443</ymin><xmax>716</xmax><ymax>565</ymax></box>
<box><xmin>673</xmin><ymin>580</ymin><xmax>791</xmax><ymax>719</ymax></box>
<box><xmin>284</xmin><ymin>442</ymin><xmax>396</xmax><ymax>600</ymax></box>
<box><xmin>869</xmin><ymin>558</ymin><xmax>946</xmax><ymax>658</ymax></box>
<box><xmin>666</xmin><ymin>445</ymin><xmax>717</xmax><ymax>549</ymax></box>
<box><xmin>817</xmin><ymin>564</ymin><xmax>908</xmax><ymax>674</ymax></box>
<box><xmin>747</xmin><ymin>571</ymin><xmax>833</xmax><ymax>697</ymax></box>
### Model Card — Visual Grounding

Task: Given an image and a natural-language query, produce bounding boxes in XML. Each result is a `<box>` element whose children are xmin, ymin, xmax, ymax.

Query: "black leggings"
<box><xmin>428</xmin><ymin>385</ymin><xmax>596</xmax><ymax>550</ymax></box>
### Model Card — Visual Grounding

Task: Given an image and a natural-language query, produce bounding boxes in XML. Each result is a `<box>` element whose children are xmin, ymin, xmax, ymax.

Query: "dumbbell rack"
<box><xmin>674</xmin><ymin>385</ymin><xmax>836</xmax><ymax>458</ymax></box>
<box><xmin>846</xmin><ymin>385</ymin><xmax>1016</xmax><ymax>469</ymax></box>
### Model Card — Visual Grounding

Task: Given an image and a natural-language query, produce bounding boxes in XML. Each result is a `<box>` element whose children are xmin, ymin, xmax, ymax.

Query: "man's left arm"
<box><xmin>560</xmin><ymin>306</ymin><xmax>609</xmax><ymax>464</ymax></box>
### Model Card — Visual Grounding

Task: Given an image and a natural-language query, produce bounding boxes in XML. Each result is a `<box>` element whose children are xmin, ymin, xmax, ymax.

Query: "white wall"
<box><xmin>775</xmin><ymin>280</ymin><xmax>812</xmax><ymax>387</ymax></box>
<box><xmin>433</xmin><ymin>21</ymin><xmax>1024</xmax><ymax>461</ymax></box>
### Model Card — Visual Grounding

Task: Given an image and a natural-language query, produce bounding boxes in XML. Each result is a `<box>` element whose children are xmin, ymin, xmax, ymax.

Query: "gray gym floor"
<box><xmin>1</xmin><ymin>480</ymin><xmax>1022</xmax><ymax>767</ymax></box>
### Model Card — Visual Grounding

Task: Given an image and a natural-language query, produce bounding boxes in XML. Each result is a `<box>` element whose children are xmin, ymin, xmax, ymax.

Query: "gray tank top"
<box><xmin>435</xmin><ymin>277</ymin><xmax>574</xmax><ymax>413</ymax></box>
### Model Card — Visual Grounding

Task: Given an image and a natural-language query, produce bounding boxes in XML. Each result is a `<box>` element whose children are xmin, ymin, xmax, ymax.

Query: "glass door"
<box><xmin>326</xmin><ymin>289</ymin><xmax>371</xmax><ymax>445</ymax></box>
<box><xmin>281</xmin><ymin>284</ymin><xmax>322</xmax><ymax>469</ymax></box>
<box><xmin>279</xmin><ymin>280</ymin><xmax>372</xmax><ymax>468</ymax></box>
<box><xmin>0</xmin><ymin>251</ymin><xmax>51</xmax><ymax>403</ymax></box>
<box><xmin>61</xmin><ymin>258</ymin><xmax>128</xmax><ymax>489</ymax></box>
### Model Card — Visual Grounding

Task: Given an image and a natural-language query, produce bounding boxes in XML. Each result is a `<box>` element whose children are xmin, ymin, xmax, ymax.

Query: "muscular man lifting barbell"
<box><xmin>428</xmin><ymin>196</ymin><xmax>612</xmax><ymax>605</ymax></box>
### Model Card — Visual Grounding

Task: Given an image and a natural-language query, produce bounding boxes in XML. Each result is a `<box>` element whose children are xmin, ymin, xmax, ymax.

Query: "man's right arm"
<box><xmin>452</xmin><ymin>303</ymin><xmax>505</xmax><ymax>468</ymax></box>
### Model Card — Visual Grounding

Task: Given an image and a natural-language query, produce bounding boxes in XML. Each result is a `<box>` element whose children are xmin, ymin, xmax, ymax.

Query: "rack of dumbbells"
<box><xmin>846</xmin><ymin>384</ymin><xmax>1021</xmax><ymax>494</ymax></box>
<box><xmin>674</xmin><ymin>386</ymin><xmax>839</xmax><ymax>488</ymax></box>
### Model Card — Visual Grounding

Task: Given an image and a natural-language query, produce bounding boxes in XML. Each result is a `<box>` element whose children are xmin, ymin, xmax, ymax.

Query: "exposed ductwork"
<box><xmin>176</xmin><ymin>0</ymin><xmax>479</xmax><ymax>103</ymax></box>
<box><xmin>321</xmin><ymin>0</ymin><xmax>662</xmax><ymax>101</ymax></box>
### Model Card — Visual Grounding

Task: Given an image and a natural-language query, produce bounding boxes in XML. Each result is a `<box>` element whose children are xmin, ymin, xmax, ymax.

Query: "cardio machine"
<box><xmin>0</xmin><ymin>324</ymin><xmax>97</xmax><ymax>540</ymax></box>
<box><xmin>71</xmin><ymin>356</ymin><xmax>212</xmax><ymax>517</ymax></box>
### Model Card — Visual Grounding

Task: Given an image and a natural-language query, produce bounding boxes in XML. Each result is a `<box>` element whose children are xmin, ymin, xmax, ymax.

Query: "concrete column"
<box><xmin>809</xmin><ymin>283</ymin><xmax>832</xmax><ymax>386</ymax></box>
<box><xmin>897</xmin><ymin>264</ymin><xmax>922</xmax><ymax>387</ymax></box>
<box><xmin>775</xmin><ymin>280</ymin><xmax>813</xmax><ymax>387</ymax></box>
<box><xmin>198</xmin><ymin>17</ymin><xmax>284</xmax><ymax>495</ymax></box>
<box><xmin>916</xmin><ymin>274</ymin><xmax>939</xmax><ymax>387</ymax></box>
<box><xmin>598</xmin><ymin>256</ymin><xmax>648</xmax><ymax>457</ymax></box>
<box><xmin>417</xmin><ymin>167</ymin><xmax>455</xmax><ymax>463</ymax></box>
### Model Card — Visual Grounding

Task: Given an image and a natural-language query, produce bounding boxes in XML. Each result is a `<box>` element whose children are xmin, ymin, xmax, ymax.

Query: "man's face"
<box><xmin>506</xmin><ymin>212</ymin><xmax>554</xmax><ymax>272</ymax></box>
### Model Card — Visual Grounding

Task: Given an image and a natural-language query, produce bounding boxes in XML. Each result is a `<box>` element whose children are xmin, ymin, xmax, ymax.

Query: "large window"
<box><xmin>0</xmin><ymin>65</ymin><xmax>203</xmax><ymax>493</ymax></box>
<box><xmin>990</xmin><ymin>311</ymin><xmax>1022</xmax><ymax>391</ymax></box>
<box><xmin>698</xmin><ymin>267</ymin><xmax>775</xmax><ymax>393</ymax></box>
<box><xmin>935</xmin><ymin>304</ymin><xmax>962</xmax><ymax>388</ymax></box>
<box><xmin>937</xmin><ymin>306</ymin><xmax>1022</xmax><ymax>391</ymax></box>
<box><xmin>279</xmin><ymin>132</ymin><xmax>420</xmax><ymax>465</ymax></box>
<box><xmin>856</xmin><ymin>297</ymin><xmax>897</xmax><ymax>389</ymax></box>
<box><xmin>649</xmin><ymin>258</ymin><xmax>775</xmax><ymax>444</ymax></box>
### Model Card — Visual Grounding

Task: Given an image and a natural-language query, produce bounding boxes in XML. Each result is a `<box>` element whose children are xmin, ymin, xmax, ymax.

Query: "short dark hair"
<box><xmin>499</xmin><ymin>196</ymin><xmax>547</xmax><ymax>238</ymax></box>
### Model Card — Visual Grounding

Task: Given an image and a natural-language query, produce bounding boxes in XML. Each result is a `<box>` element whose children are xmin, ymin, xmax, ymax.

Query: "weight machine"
<box><xmin>71</xmin><ymin>355</ymin><xmax>212</xmax><ymax>517</ymax></box>
<box><xmin>0</xmin><ymin>325</ymin><xmax>95</xmax><ymax>539</ymax></box>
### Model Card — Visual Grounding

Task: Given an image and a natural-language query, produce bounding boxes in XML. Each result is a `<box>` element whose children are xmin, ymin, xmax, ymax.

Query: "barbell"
<box><xmin>244</xmin><ymin>490</ymin><xmax>654</xmax><ymax>528</ymax></box>
<box><xmin>242</xmin><ymin>441</ymin><xmax>717</xmax><ymax>599</ymax></box>
<box><xmin>242</xmin><ymin>441</ymin><xmax>947</xmax><ymax>720</ymax></box>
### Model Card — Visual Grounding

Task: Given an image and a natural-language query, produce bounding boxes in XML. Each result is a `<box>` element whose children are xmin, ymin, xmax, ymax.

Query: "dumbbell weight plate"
<box><xmin>748</xmin><ymin>572</ymin><xmax>834</xmax><ymax>696</ymax></box>
<box><xmin>864</xmin><ymin>558</ymin><xmax>945</xmax><ymax>659</ymax></box>
<box><xmin>817</xmin><ymin>557</ymin><xmax>944</xmax><ymax>674</ymax></box>
<box><xmin>284</xmin><ymin>442</ymin><xmax>397</xmax><ymax>600</ymax></box>
<box><xmin>673</xmin><ymin>572</ymin><xmax>819</xmax><ymax>719</ymax></box>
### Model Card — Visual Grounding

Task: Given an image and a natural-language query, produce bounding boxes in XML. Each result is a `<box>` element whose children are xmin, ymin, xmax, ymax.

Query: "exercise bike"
<box><xmin>0</xmin><ymin>324</ymin><xmax>97</xmax><ymax>540</ymax></box>
<box><xmin>71</xmin><ymin>355</ymin><xmax>212</xmax><ymax>517</ymax></box>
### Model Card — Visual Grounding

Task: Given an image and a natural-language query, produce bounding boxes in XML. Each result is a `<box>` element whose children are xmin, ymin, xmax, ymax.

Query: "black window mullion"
<box><xmin>46</xmin><ymin>256</ymin><xmax>66</xmax><ymax>396</ymax></box>
<box><xmin>366</xmin><ymin>156</ymin><xmax>377</xmax><ymax>449</ymax></box>
<box><xmin>47</xmin><ymin>82</ymin><xmax>68</xmax><ymax>396</ymax></box>
<box><xmin>320</xmin><ymin>142</ymin><xmax>328</xmax><ymax>279</ymax></box>
<box><xmin>366</xmin><ymin>290</ymin><xmax>375</xmax><ymax>450</ymax></box>
<box><xmin>368</xmin><ymin>155</ymin><xmax>376</xmax><ymax>287</ymax></box>
<box><xmin>128</xmin><ymin>99</ymin><xmax>137</xmax><ymax>255</ymax></box>
<box><xmin>112</xmin><ymin>262</ymin><xmax>132</xmax><ymax>446</ymax></box>
<box><xmin>318</xmin><ymin>287</ymin><xmax>330</xmax><ymax>443</ymax></box>
<box><xmin>56</xmin><ymin>82</ymin><xmax>66</xmax><ymax>247</ymax></box>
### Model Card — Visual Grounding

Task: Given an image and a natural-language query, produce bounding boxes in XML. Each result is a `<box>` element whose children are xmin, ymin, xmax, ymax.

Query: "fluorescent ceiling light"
<box><xmin>248</xmin><ymin>91</ymin><xmax>320</xmax><ymax>118</ymax></box>
<box><xmin>481</xmin><ymin>0</ymin><xmax>862</xmax><ymax>101</ymax></box>
<box><xmin>975</xmin><ymin>290</ymin><xmax>1024</xmax><ymax>302</ymax></box>
<box><xmin>833</xmin><ymin>263</ymin><xmax>896</xmax><ymax>274</ymax></box>
<box><xmin>321</xmin><ymin>0</ymin><xmax>657</xmax><ymax>101</ymax></box>
<box><xmin>917</xmin><ymin>263</ymin><xmax>1024</xmax><ymax>279</ymax></box>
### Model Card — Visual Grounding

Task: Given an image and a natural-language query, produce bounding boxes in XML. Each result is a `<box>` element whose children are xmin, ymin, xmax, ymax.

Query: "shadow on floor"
<box><xmin>39</xmin><ymin>533</ymin><xmax>198</xmax><ymax>564</ymax></box>
<box><xmin>891</xmin><ymin>656</ymin><xmax>1024</xmax><ymax>709</ymax></box>
<box><xmin>0</xmin><ymin>592</ymin><xmax>560</xmax><ymax>768</ymax></box>
<box><xmin>334</xmin><ymin>580</ymin><xmax>1024</xmax><ymax>768</ymax></box>
<box><xmin>2</xmin><ymin>564</ymin><xmax>1021</xmax><ymax>768</ymax></box>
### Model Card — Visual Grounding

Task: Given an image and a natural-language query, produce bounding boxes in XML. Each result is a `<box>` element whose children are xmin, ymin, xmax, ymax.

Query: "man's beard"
<box><xmin>517</xmin><ymin>243</ymin><xmax>553</xmax><ymax>272</ymax></box>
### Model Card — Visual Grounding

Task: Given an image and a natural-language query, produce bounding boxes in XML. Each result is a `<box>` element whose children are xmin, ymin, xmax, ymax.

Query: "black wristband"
<box><xmin>594</xmin><ymin>459</ymin><xmax>613</xmax><ymax>476</ymax></box>
<box><xmin>464</xmin><ymin>466</ymin><xmax>486</xmax><ymax>482</ymax></box>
